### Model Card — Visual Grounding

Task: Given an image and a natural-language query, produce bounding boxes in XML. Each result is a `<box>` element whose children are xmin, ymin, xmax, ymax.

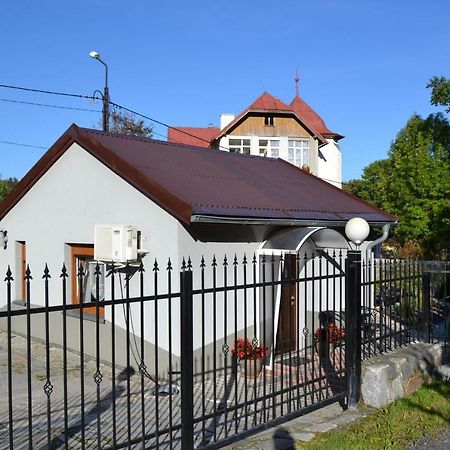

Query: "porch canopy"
<box><xmin>261</xmin><ymin>226</ymin><xmax>349</xmax><ymax>253</ymax></box>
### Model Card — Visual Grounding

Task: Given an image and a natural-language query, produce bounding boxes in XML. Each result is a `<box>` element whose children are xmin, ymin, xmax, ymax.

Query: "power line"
<box><xmin>0</xmin><ymin>83</ymin><xmax>346</xmax><ymax>184</ymax></box>
<box><xmin>0</xmin><ymin>140</ymin><xmax>47</xmax><ymax>149</ymax></box>
<box><xmin>109</xmin><ymin>101</ymin><xmax>218</xmax><ymax>147</ymax></box>
<box><xmin>0</xmin><ymin>83</ymin><xmax>99</xmax><ymax>101</ymax></box>
<box><xmin>0</xmin><ymin>98</ymin><xmax>100</xmax><ymax>112</ymax></box>
<box><xmin>0</xmin><ymin>83</ymin><xmax>218</xmax><ymax>147</ymax></box>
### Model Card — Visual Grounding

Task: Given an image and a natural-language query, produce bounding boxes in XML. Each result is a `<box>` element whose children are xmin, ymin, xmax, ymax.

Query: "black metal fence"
<box><xmin>0</xmin><ymin>252</ymin><xmax>448</xmax><ymax>449</ymax></box>
<box><xmin>360</xmin><ymin>258</ymin><xmax>450</xmax><ymax>361</ymax></box>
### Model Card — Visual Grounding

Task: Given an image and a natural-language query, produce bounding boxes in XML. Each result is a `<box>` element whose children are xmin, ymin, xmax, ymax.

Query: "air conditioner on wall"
<box><xmin>94</xmin><ymin>225</ymin><xmax>138</xmax><ymax>262</ymax></box>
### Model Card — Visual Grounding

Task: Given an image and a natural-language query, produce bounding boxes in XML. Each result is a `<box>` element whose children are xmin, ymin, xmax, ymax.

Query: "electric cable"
<box><xmin>0</xmin><ymin>98</ymin><xmax>100</xmax><ymax>112</ymax></box>
<box><xmin>0</xmin><ymin>83</ymin><xmax>346</xmax><ymax>185</ymax></box>
<box><xmin>0</xmin><ymin>140</ymin><xmax>47</xmax><ymax>149</ymax></box>
<box><xmin>118</xmin><ymin>271</ymin><xmax>160</xmax><ymax>386</ymax></box>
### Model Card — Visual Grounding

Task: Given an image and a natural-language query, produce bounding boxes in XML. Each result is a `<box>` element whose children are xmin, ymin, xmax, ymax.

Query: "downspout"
<box><xmin>365</xmin><ymin>224</ymin><xmax>391</xmax><ymax>262</ymax></box>
<box><xmin>365</xmin><ymin>224</ymin><xmax>391</xmax><ymax>307</ymax></box>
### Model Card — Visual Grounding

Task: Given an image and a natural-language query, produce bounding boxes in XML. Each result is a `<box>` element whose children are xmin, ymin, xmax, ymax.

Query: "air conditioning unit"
<box><xmin>94</xmin><ymin>225</ymin><xmax>138</xmax><ymax>262</ymax></box>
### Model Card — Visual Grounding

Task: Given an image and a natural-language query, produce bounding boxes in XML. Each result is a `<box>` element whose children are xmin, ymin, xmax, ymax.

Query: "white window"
<box><xmin>259</xmin><ymin>139</ymin><xmax>280</xmax><ymax>158</ymax></box>
<box><xmin>80</xmin><ymin>261</ymin><xmax>106</xmax><ymax>303</ymax></box>
<box><xmin>71</xmin><ymin>245</ymin><xmax>106</xmax><ymax>308</ymax></box>
<box><xmin>288</xmin><ymin>140</ymin><xmax>309</xmax><ymax>168</ymax></box>
<box><xmin>229</xmin><ymin>138</ymin><xmax>251</xmax><ymax>154</ymax></box>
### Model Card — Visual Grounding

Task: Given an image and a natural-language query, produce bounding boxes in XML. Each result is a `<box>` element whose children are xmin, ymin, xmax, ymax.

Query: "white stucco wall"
<box><xmin>0</xmin><ymin>143</ymin><xmax>261</xmax><ymax>359</ymax></box>
<box><xmin>0</xmin><ymin>142</ymin><xmax>356</xmax><ymax>374</ymax></box>
<box><xmin>317</xmin><ymin>139</ymin><xmax>342</xmax><ymax>188</ymax></box>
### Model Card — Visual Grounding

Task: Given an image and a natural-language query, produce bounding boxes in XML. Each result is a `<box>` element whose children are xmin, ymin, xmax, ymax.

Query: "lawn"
<box><xmin>298</xmin><ymin>379</ymin><xmax>450</xmax><ymax>450</ymax></box>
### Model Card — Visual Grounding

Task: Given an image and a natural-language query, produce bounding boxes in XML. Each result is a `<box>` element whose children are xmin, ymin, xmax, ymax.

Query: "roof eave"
<box><xmin>190</xmin><ymin>214</ymin><xmax>398</xmax><ymax>228</ymax></box>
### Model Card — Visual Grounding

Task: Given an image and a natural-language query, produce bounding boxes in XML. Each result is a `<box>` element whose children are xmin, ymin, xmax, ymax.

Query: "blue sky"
<box><xmin>1</xmin><ymin>0</ymin><xmax>449</xmax><ymax>181</ymax></box>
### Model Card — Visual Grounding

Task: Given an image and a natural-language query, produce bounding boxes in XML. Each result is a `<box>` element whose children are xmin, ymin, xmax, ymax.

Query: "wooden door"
<box><xmin>276</xmin><ymin>253</ymin><xmax>297</xmax><ymax>355</ymax></box>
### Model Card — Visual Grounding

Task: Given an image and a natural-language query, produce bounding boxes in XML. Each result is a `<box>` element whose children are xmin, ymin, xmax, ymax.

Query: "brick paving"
<box><xmin>0</xmin><ymin>331</ymin><xmax>347</xmax><ymax>449</ymax></box>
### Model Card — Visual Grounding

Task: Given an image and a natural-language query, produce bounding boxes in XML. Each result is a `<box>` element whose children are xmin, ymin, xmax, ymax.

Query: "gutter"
<box><xmin>191</xmin><ymin>214</ymin><xmax>395</xmax><ymax>228</ymax></box>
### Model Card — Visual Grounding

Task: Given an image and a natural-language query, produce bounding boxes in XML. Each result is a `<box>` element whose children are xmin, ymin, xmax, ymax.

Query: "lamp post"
<box><xmin>89</xmin><ymin>51</ymin><xmax>110</xmax><ymax>132</ymax></box>
<box><xmin>344</xmin><ymin>217</ymin><xmax>370</xmax><ymax>409</ymax></box>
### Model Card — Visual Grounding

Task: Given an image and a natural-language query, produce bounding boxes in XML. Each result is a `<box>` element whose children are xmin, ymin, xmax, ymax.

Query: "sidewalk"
<box><xmin>222</xmin><ymin>401</ymin><xmax>377</xmax><ymax>450</ymax></box>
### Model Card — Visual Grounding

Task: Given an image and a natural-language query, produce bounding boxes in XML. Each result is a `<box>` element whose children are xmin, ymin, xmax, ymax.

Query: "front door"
<box><xmin>276</xmin><ymin>253</ymin><xmax>297</xmax><ymax>355</ymax></box>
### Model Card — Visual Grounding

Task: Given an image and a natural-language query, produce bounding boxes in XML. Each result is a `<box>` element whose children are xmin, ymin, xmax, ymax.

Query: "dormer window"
<box><xmin>264</xmin><ymin>116</ymin><xmax>274</xmax><ymax>126</ymax></box>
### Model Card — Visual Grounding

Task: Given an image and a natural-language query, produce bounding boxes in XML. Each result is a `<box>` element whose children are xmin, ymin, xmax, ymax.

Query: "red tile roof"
<box><xmin>248</xmin><ymin>91</ymin><xmax>292</xmax><ymax>111</ymax></box>
<box><xmin>167</xmin><ymin>126</ymin><xmax>220</xmax><ymax>148</ymax></box>
<box><xmin>167</xmin><ymin>91</ymin><xmax>342</xmax><ymax>147</ymax></box>
<box><xmin>0</xmin><ymin>125</ymin><xmax>395</xmax><ymax>227</ymax></box>
<box><xmin>290</xmin><ymin>96</ymin><xmax>344</xmax><ymax>140</ymax></box>
<box><xmin>215</xmin><ymin>92</ymin><xmax>327</xmax><ymax>144</ymax></box>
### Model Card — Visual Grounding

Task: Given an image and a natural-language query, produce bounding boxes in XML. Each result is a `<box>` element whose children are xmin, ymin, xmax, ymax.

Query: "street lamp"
<box><xmin>345</xmin><ymin>217</ymin><xmax>370</xmax><ymax>247</ymax></box>
<box><xmin>89</xmin><ymin>51</ymin><xmax>110</xmax><ymax>132</ymax></box>
<box><xmin>344</xmin><ymin>217</ymin><xmax>369</xmax><ymax>409</ymax></box>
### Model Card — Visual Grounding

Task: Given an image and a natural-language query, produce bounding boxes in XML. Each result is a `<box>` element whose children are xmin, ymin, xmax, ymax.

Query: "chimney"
<box><xmin>220</xmin><ymin>113</ymin><xmax>235</xmax><ymax>130</ymax></box>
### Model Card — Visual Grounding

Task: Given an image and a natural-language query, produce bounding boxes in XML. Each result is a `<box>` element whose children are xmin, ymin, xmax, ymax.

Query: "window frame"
<box><xmin>70</xmin><ymin>244</ymin><xmax>105</xmax><ymax>317</ymax></box>
<box><xmin>287</xmin><ymin>139</ymin><xmax>310</xmax><ymax>168</ymax></box>
<box><xmin>228</xmin><ymin>137</ymin><xmax>251</xmax><ymax>154</ymax></box>
<box><xmin>264</xmin><ymin>116</ymin><xmax>274</xmax><ymax>126</ymax></box>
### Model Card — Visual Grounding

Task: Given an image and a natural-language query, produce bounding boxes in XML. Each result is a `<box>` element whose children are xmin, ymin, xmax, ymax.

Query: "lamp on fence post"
<box><xmin>345</xmin><ymin>217</ymin><xmax>370</xmax><ymax>409</ymax></box>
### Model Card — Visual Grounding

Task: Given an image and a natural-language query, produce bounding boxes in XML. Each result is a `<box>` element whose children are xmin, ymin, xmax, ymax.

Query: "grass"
<box><xmin>297</xmin><ymin>379</ymin><xmax>450</xmax><ymax>450</ymax></box>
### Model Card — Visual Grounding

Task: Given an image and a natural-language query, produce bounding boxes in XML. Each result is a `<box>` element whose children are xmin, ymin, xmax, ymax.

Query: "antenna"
<box><xmin>295</xmin><ymin>69</ymin><xmax>300</xmax><ymax>97</ymax></box>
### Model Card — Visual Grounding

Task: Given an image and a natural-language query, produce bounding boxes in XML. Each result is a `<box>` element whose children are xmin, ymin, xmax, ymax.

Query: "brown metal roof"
<box><xmin>0</xmin><ymin>124</ymin><xmax>396</xmax><ymax>226</ymax></box>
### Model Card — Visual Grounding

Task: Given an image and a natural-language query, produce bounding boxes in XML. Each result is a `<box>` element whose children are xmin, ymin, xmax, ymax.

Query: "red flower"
<box><xmin>314</xmin><ymin>323</ymin><xmax>345</xmax><ymax>343</ymax></box>
<box><xmin>231</xmin><ymin>338</ymin><xmax>268</xmax><ymax>360</ymax></box>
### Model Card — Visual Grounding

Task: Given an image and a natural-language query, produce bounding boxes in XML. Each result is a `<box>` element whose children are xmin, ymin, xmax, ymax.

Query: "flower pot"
<box><xmin>316</xmin><ymin>335</ymin><xmax>335</xmax><ymax>358</ymax></box>
<box><xmin>238</xmin><ymin>358</ymin><xmax>263</xmax><ymax>378</ymax></box>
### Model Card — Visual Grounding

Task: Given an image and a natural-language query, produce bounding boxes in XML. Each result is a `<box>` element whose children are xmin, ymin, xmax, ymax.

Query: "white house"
<box><xmin>168</xmin><ymin>87</ymin><xmax>344</xmax><ymax>188</ymax></box>
<box><xmin>0</xmin><ymin>124</ymin><xmax>394</xmax><ymax>375</ymax></box>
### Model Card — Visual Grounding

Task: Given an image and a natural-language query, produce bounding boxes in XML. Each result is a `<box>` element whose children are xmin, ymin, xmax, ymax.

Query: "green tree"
<box><xmin>427</xmin><ymin>76</ymin><xmax>450</xmax><ymax>113</ymax></box>
<box><xmin>347</xmin><ymin>114</ymin><xmax>450</xmax><ymax>258</ymax></box>
<box><xmin>104</xmin><ymin>107</ymin><xmax>153</xmax><ymax>137</ymax></box>
<box><xmin>0</xmin><ymin>177</ymin><xmax>18</xmax><ymax>203</ymax></box>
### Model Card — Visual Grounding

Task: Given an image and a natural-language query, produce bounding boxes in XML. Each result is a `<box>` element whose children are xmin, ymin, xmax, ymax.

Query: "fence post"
<box><xmin>345</xmin><ymin>250</ymin><xmax>362</xmax><ymax>409</ymax></box>
<box><xmin>180</xmin><ymin>265</ymin><xmax>194</xmax><ymax>450</ymax></box>
<box><xmin>422</xmin><ymin>271</ymin><xmax>431</xmax><ymax>344</ymax></box>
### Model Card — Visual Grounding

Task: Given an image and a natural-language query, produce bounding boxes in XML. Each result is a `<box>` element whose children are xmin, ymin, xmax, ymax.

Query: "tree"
<box><xmin>97</xmin><ymin>107</ymin><xmax>153</xmax><ymax>137</ymax></box>
<box><xmin>346</xmin><ymin>114</ymin><xmax>450</xmax><ymax>258</ymax></box>
<box><xmin>427</xmin><ymin>76</ymin><xmax>450</xmax><ymax>113</ymax></box>
<box><xmin>109</xmin><ymin>108</ymin><xmax>153</xmax><ymax>137</ymax></box>
<box><xmin>0</xmin><ymin>177</ymin><xmax>18</xmax><ymax>203</ymax></box>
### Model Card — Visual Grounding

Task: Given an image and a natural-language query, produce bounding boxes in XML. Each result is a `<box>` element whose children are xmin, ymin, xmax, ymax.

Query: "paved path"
<box><xmin>222</xmin><ymin>402</ymin><xmax>377</xmax><ymax>449</ymax></box>
<box><xmin>410</xmin><ymin>427</ymin><xmax>450</xmax><ymax>450</ymax></box>
<box><xmin>0</xmin><ymin>330</ymin><xmax>347</xmax><ymax>449</ymax></box>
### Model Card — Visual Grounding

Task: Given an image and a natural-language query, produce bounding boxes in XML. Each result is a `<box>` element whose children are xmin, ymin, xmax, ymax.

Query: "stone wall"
<box><xmin>361</xmin><ymin>342</ymin><xmax>442</xmax><ymax>408</ymax></box>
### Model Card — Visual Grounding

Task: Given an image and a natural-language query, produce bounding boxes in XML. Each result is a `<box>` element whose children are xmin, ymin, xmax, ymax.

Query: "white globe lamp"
<box><xmin>345</xmin><ymin>218</ymin><xmax>370</xmax><ymax>246</ymax></box>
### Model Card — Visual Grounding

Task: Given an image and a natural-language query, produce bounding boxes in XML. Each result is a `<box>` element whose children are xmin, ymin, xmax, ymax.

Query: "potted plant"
<box><xmin>314</xmin><ymin>322</ymin><xmax>345</xmax><ymax>357</ymax></box>
<box><xmin>231</xmin><ymin>338</ymin><xmax>268</xmax><ymax>378</ymax></box>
